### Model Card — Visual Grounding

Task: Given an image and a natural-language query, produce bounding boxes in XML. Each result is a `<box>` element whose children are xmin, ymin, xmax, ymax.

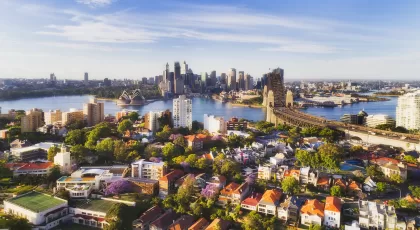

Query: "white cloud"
<box><xmin>38</xmin><ymin>41</ymin><xmax>149</xmax><ymax>52</ymax></box>
<box><xmin>259</xmin><ymin>44</ymin><xmax>341</xmax><ymax>54</ymax></box>
<box><xmin>76</xmin><ymin>0</ymin><xmax>115</xmax><ymax>8</ymax></box>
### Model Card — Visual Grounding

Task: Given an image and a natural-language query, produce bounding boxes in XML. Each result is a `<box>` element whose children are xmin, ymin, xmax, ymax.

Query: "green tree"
<box><xmin>196</xmin><ymin>158</ymin><xmax>209</xmax><ymax>170</ymax></box>
<box><xmin>173</xmin><ymin>155</ymin><xmax>186</xmax><ymax>164</ymax></box>
<box><xmin>118</xmin><ymin>119</ymin><xmax>133</xmax><ymax>133</ymax></box>
<box><xmin>70</xmin><ymin>144</ymin><xmax>88</xmax><ymax>163</ymax></box>
<box><xmin>85</xmin><ymin>122</ymin><xmax>112</xmax><ymax>149</ymax></box>
<box><xmin>66</xmin><ymin>119</ymin><xmax>85</xmax><ymax>130</ymax></box>
<box><xmin>295</xmin><ymin>149</ymin><xmax>312</xmax><ymax>166</ymax></box>
<box><xmin>47</xmin><ymin>165</ymin><xmax>62</xmax><ymax>184</ymax></box>
<box><xmin>0</xmin><ymin>160</ymin><xmax>13</xmax><ymax>178</ymax></box>
<box><xmin>376</xmin><ymin>182</ymin><xmax>387</xmax><ymax>194</ymax></box>
<box><xmin>301</xmin><ymin>127</ymin><xmax>320</xmax><ymax>137</ymax></box>
<box><xmin>404</xmin><ymin>155</ymin><xmax>418</xmax><ymax>164</ymax></box>
<box><xmin>156</xmin><ymin>125</ymin><xmax>172</xmax><ymax>141</ymax></box>
<box><xmin>409</xmin><ymin>185</ymin><xmax>420</xmax><ymax>198</ymax></box>
<box><xmin>330</xmin><ymin>185</ymin><xmax>343</xmax><ymax>197</ymax></box>
<box><xmin>126</xmin><ymin>150</ymin><xmax>140</xmax><ymax>161</ymax></box>
<box><xmin>390</xmin><ymin>174</ymin><xmax>403</xmax><ymax>184</ymax></box>
<box><xmin>96</xmin><ymin>138</ymin><xmax>115</xmax><ymax>160</ymax></box>
<box><xmin>185</xmin><ymin>154</ymin><xmax>198</xmax><ymax>168</ymax></box>
<box><xmin>366</xmin><ymin>165</ymin><xmax>383</xmax><ymax>178</ymax></box>
<box><xmin>113</xmin><ymin>140</ymin><xmax>128</xmax><ymax>162</ymax></box>
<box><xmin>0</xmin><ymin>214</ymin><xmax>32</xmax><ymax>230</ymax></box>
<box><xmin>281</xmin><ymin>177</ymin><xmax>300</xmax><ymax>195</ymax></box>
<box><xmin>162</xmin><ymin>143</ymin><xmax>183</xmax><ymax>159</ymax></box>
<box><xmin>309</xmin><ymin>224</ymin><xmax>323</xmax><ymax>230</ymax></box>
<box><xmin>174</xmin><ymin>135</ymin><xmax>186</xmax><ymax>147</ymax></box>
<box><xmin>319</xmin><ymin>127</ymin><xmax>340</xmax><ymax>143</ymax></box>
<box><xmin>242</xmin><ymin>211</ymin><xmax>264</xmax><ymax>230</ymax></box>
<box><xmin>350</xmin><ymin>145</ymin><xmax>364</xmax><ymax>155</ymax></box>
<box><xmin>47</xmin><ymin>145</ymin><xmax>60</xmax><ymax>161</ymax></box>
<box><xmin>65</xmin><ymin>129</ymin><xmax>85</xmax><ymax>145</ymax></box>
<box><xmin>128</xmin><ymin>112</ymin><xmax>139</xmax><ymax>122</ymax></box>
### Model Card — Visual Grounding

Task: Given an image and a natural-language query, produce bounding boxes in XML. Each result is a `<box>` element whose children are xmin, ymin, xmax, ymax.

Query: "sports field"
<box><xmin>7</xmin><ymin>191</ymin><xmax>66</xmax><ymax>213</ymax></box>
<box><xmin>71</xmin><ymin>199</ymin><xmax>115</xmax><ymax>213</ymax></box>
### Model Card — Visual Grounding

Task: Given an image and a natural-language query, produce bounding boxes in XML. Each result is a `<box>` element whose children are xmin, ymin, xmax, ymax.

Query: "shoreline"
<box><xmin>211</xmin><ymin>94</ymin><xmax>265</xmax><ymax>109</ymax></box>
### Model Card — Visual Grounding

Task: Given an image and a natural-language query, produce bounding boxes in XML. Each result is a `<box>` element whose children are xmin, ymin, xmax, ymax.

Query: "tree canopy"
<box><xmin>118</xmin><ymin>119</ymin><xmax>133</xmax><ymax>133</ymax></box>
<box><xmin>281</xmin><ymin>177</ymin><xmax>300</xmax><ymax>195</ymax></box>
<box><xmin>47</xmin><ymin>145</ymin><xmax>60</xmax><ymax>161</ymax></box>
<box><xmin>330</xmin><ymin>185</ymin><xmax>343</xmax><ymax>197</ymax></box>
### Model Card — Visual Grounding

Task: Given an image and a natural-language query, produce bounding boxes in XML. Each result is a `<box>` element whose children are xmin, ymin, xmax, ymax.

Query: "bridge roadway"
<box><xmin>273</xmin><ymin>107</ymin><xmax>420</xmax><ymax>142</ymax></box>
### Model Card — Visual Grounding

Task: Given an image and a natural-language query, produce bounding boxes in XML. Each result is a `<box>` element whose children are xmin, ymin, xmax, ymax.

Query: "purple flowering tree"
<box><xmin>245</xmin><ymin>173</ymin><xmax>256</xmax><ymax>185</ymax></box>
<box><xmin>104</xmin><ymin>180</ymin><xmax>132</xmax><ymax>196</ymax></box>
<box><xmin>201</xmin><ymin>184</ymin><xmax>219</xmax><ymax>199</ymax></box>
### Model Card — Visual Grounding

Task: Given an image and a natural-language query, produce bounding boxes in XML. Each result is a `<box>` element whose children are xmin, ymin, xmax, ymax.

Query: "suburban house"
<box><xmin>258</xmin><ymin>189</ymin><xmax>282</xmax><ymax>215</ymax></box>
<box><xmin>333</xmin><ymin>178</ymin><xmax>347</xmax><ymax>191</ymax></box>
<box><xmin>363</xmin><ymin>176</ymin><xmax>377</xmax><ymax>192</ymax></box>
<box><xmin>300</xmin><ymin>199</ymin><xmax>325</xmax><ymax>226</ymax></box>
<box><xmin>132</xmin><ymin>205</ymin><xmax>164</xmax><ymax>230</ymax></box>
<box><xmin>372</xmin><ymin>157</ymin><xmax>408</xmax><ymax>181</ymax></box>
<box><xmin>241</xmin><ymin>193</ymin><xmax>263</xmax><ymax>211</ymax></box>
<box><xmin>278</xmin><ymin>196</ymin><xmax>306</xmax><ymax>225</ymax></box>
<box><xmin>188</xmin><ymin>218</ymin><xmax>209</xmax><ymax>230</ymax></box>
<box><xmin>324</xmin><ymin>196</ymin><xmax>342</xmax><ymax>228</ymax></box>
<box><xmin>205</xmin><ymin>218</ymin><xmax>231</xmax><ymax>230</ymax></box>
<box><xmin>347</xmin><ymin>180</ymin><xmax>362</xmax><ymax>197</ymax></box>
<box><xmin>184</xmin><ymin>134</ymin><xmax>208</xmax><ymax>151</ymax></box>
<box><xmin>149</xmin><ymin>210</ymin><xmax>179</xmax><ymax>230</ymax></box>
<box><xmin>168</xmin><ymin>215</ymin><xmax>194</xmax><ymax>230</ymax></box>
<box><xmin>317</xmin><ymin>176</ymin><xmax>330</xmax><ymax>191</ymax></box>
<box><xmin>358</xmin><ymin>200</ymin><xmax>397</xmax><ymax>230</ymax></box>
<box><xmin>207</xmin><ymin>175</ymin><xmax>227</xmax><ymax>189</ymax></box>
<box><xmin>218</xmin><ymin>182</ymin><xmax>250</xmax><ymax>206</ymax></box>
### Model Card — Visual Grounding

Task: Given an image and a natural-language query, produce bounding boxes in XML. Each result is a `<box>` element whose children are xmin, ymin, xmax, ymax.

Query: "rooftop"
<box><xmin>188</xmin><ymin>218</ymin><xmax>209</xmax><ymax>230</ymax></box>
<box><xmin>71</xmin><ymin>199</ymin><xmax>117</xmax><ymax>213</ymax></box>
<box><xmin>57</xmin><ymin>176</ymin><xmax>96</xmax><ymax>182</ymax></box>
<box><xmin>7</xmin><ymin>191</ymin><xmax>66</xmax><ymax>213</ymax></box>
<box><xmin>259</xmin><ymin>189</ymin><xmax>282</xmax><ymax>205</ymax></box>
<box><xmin>241</xmin><ymin>193</ymin><xmax>263</xmax><ymax>207</ymax></box>
<box><xmin>325</xmin><ymin>196</ymin><xmax>342</xmax><ymax>213</ymax></box>
<box><xmin>300</xmin><ymin>199</ymin><xmax>324</xmax><ymax>217</ymax></box>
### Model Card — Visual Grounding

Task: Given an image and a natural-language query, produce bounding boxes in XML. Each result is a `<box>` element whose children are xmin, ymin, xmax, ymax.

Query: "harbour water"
<box><xmin>0</xmin><ymin>95</ymin><xmax>398</xmax><ymax>122</ymax></box>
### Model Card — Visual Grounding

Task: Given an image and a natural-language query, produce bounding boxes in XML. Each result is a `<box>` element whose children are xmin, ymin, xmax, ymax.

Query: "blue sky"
<box><xmin>0</xmin><ymin>0</ymin><xmax>419</xmax><ymax>80</ymax></box>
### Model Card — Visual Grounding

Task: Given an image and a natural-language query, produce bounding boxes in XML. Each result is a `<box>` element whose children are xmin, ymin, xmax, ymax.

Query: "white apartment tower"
<box><xmin>173</xmin><ymin>95</ymin><xmax>192</xmax><ymax>129</ymax></box>
<box><xmin>83</xmin><ymin>98</ymin><xmax>104</xmax><ymax>127</ymax></box>
<box><xmin>396</xmin><ymin>90</ymin><xmax>420</xmax><ymax>130</ymax></box>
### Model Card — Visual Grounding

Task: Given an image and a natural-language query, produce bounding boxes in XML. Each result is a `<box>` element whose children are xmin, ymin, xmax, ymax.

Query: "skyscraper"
<box><xmin>396</xmin><ymin>90</ymin><xmax>420</xmax><ymax>130</ymax></box>
<box><xmin>21</xmin><ymin>109</ymin><xmax>43</xmax><ymax>133</ymax></box>
<box><xmin>163</xmin><ymin>63</ymin><xmax>169</xmax><ymax>84</ymax></box>
<box><xmin>201</xmin><ymin>72</ymin><xmax>208</xmax><ymax>86</ymax></box>
<box><xmin>227</xmin><ymin>68</ymin><xmax>236</xmax><ymax>91</ymax></box>
<box><xmin>174</xmin><ymin>61</ymin><xmax>184</xmax><ymax>94</ymax></box>
<box><xmin>181</xmin><ymin>61</ymin><xmax>188</xmax><ymax>75</ymax></box>
<box><xmin>173</xmin><ymin>95</ymin><xmax>192</xmax><ymax>129</ymax></box>
<box><xmin>84</xmin><ymin>72</ymin><xmax>88</xmax><ymax>84</ymax></box>
<box><xmin>237</xmin><ymin>71</ymin><xmax>245</xmax><ymax>90</ymax></box>
<box><xmin>83</xmin><ymin>98</ymin><xmax>104</xmax><ymax>126</ymax></box>
<box><xmin>210</xmin><ymin>71</ymin><xmax>217</xmax><ymax>86</ymax></box>
<box><xmin>245</xmin><ymin>74</ymin><xmax>253</xmax><ymax>90</ymax></box>
<box><xmin>220</xmin><ymin>73</ymin><xmax>226</xmax><ymax>84</ymax></box>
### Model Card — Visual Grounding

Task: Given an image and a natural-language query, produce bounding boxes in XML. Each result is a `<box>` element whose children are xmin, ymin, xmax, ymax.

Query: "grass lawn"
<box><xmin>71</xmin><ymin>199</ymin><xmax>116</xmax><ymax>213</ymax></box>
<box><xmin>7</xmin><ymin>191</ymin><xmax>66</xmax><ymax>213</ymax></box>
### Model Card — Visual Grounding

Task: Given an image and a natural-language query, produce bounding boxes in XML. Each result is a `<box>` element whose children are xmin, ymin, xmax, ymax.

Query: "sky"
<box><xmin>0</xmin><ymin>0</ymin><xmax>419</xmax><ymax>80</ymax></box>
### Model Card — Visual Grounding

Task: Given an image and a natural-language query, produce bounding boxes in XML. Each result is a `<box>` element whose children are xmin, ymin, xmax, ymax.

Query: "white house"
<box><xmin>363</xmin><ymin>176</ymin><xmax>377</xmax><ymax>192</ymax></box>
<box><xmin>4</xmin><ymin>191</ymin><xmax>69</xmax><ymax>230</ymax></box>
<box><xmin>300</xmin><ymin>199</ymin><xmax>325</xmax><ymax>226</ymax></box>
<box><xmin>324</xmin><ymin>196</ymin><xmax>342</xmax><ymax>228</ymax></box>
<box><xmin>258</xmin><ymin>189</ymin><xmax>282</xmax><ymax>215</ymax></box>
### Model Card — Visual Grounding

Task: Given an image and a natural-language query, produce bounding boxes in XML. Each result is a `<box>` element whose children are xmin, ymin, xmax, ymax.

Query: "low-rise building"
<box><xmin>241</xmin><ymin>192</ymin><xmax>262</xmax><ymax>211</ymax></box>
<box><xmin>205</xmin><ymin>218</ymin><xmax>231</xmax><ymax>230</ymax></box>
<box><xmin>278</xmin><ymin>196</ymin><xmax>306</xmax><ymax>225</ymax></box>
<box><xmin>324</xmin><ymin>196</ymin><xmax>342</xmax><ymax>228</ymax></box>
<box><xmin>168</xmin><ymin>215</ymin><xmax>194</xmax><ymax>230</ymax></box>
<box><xmin>70</xmin><ymin>199</ymin><xmax>123</xmax><ymax>229</ymax></box>
<box><xmin>300</xmin><ymin>199</ymin><xmax>325</xmax><ymax>226</ymax></box>
<box><xmin>5</xmin><ymin>162</ymin><xmax>54</xmax><ymax>176</ymax></box>
<box><xmin>149</xmin><ymin>210</ymin><xmax>179</xmax><ymax>230</ymax></box>
<box><xmin>4</xmin><ymin>191</ymin><xmax>69</xmax><ymax>230</ymax></box>
<box><xmin>226</xmin><ymin>117</ymin><xmax>247</xmax><ymax>130</ymax></box>
<box><xmin>203</xmin><ymin>114</ymin><xmax>226</xmax><ymax>134</ymax></box>
<box><xmin>10</xmin><ymin>142</ymin><xmax>59</xmax><ymax>161</ymax></box>
<box><xmin>127</xmin><ymin>178</ymin><xmax>158</xmax><ymax>195</ymax></box>
<box><xmin>218</xmin><ymin>182</ymin><xmax>250</xmax><ymax>206</ymax></box>
<box><xmin>258</xmin><ymin>189</ymin><xmax>282</xmax><ymax>215</ymax></box>
<box><xmin>188</xmin><ymin>218</ymin><xmax>209</xmax><ymax>230</ymax></box>
<box><xmin>132</xmin><ymin>205</ymin><xmax>164</xmax><ymax>230</ymax></box>
<box><xmin>358</xmin><ymin>200</ymin><xmax>397</xmax><ymax>230</ymax></box>
<box><xmin>184</xmin><ymin>134</ymin><xmax>208</xmax><ymax>151</ymax></box>
<box><xmin>131</xmin><ymin>159</ymin><xmax>167</xmax><ymax>181</ymax></box>
<box><xmin>158</xmin><ymin>169</ymin><xmax>184</xmax><ymax>198</ymax></box>
<box><xmin>53</xmin><ymin>144</ymin><xmax>74</xmax><ymax>174</ymax></box>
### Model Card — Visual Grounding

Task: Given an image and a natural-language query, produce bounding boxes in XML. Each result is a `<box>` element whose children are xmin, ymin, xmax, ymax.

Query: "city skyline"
<box><xmin>1</xmin><ymin>0</ymin><xmax>420</xmax><ymax>80</ymax></box>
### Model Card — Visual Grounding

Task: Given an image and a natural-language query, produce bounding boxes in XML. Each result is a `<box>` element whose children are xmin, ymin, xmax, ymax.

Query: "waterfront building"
<box><xmin>131</xmin><ymin>159</ymin><xmax>167</xmax><ymax>181</ymax></box>
<box><xmin>84</xmin><ymin>72</ymin><xmax>88</xmax><ymax>84</ymax></box>
<box><xmin>210</xmin><ymin>71</ymin><xmax>217</xmax><ymax>86</ymax></box>
<box><xmin>220</xmin><ymin>73</ymin><xmax>227</xmax><ymax>84</ymax></box>
<box><xmin>21</xmin><ymin>108</ymin><xmax>43</xmax><ymax>133</ymax></box>
<box><xmin>62</xmin><ymin>108</ymin><xmax>84</xmax><ymax>125</ymax></box>
<box><xmin>83</xmin><ymin>98</ymin><xmax>104</xmax><ymax>127</ymax></box>
<box><xmin>245</xmin><ymin>74</ymin><xmax>253</xmax><ymax>90</ymax></box>
<box><xmin>4</xmin><ymin>191</ymin><xmax>69</xmax><ymax>230</ymax></box>
<box><xmin>203</xmin><ymin>114</ymin><xmax>226</xmax><ymax>134</ymax></box>
<box><xmin>226</xmin><ymin>117</ymin><xmax>247</xmax><ymax>130</ymax></box>
<box><xmin>201</xmin><ymin>72</ymin><xmax>208</xmax><ymax>86</ymax></box>
<box><xmin>173</xmin><ymin>95</ymin><xmax>192</xmax><ymax>129</ymax></box>
<box><xmin>227</xmin><ymin>68</ymin><xmax>237</xmax><ymax>91</ymax></box>
<box><xmin>44</xmin><ymin>109</ymin><xmax>62</xmax><ymax>125</ymax></box>
<box><xmin>365</xmin><ymin>114</ymin><xmax>395</xmax><ymax>128</ymax></box>
<box><xmin>340</xmin><ymin>110</ymin><xmax>367</xmax><ymax>125</ymax></box>
<box><xmin>396</xmin><ymin>90</ymin><xmax>420</xmax><ymax>130</ymax></box>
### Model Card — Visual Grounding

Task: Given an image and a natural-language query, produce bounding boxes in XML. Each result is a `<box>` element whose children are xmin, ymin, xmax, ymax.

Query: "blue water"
<box><xmin>340</xmin><ymin>163</ymin><xmax>366</xmax><ymax>172</ymax></box>
<box><xmin>0</xmin><ymin>95</ymin><xmax>266</xmax><ymax>122</ymax></box>
<box><xmin>303</xmin><ymin>96</ymin><xmax>397</xmax><ymax>121</ymax></box>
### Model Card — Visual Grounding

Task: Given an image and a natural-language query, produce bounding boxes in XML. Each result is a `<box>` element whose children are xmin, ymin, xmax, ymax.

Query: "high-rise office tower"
<box><xmin>220</xmin><ymin>73</ymin><xmax>227</xmax><ymax>84</ymax></box>
<box><xmin>169</xmin><ymin>72</ymin><xmax>175</xmax><ymax>93</ymax></box>
<box><xmin>44</xmin><ymin>110</ymin><xmax>62</xmax><ymax>125</ymax></box>
<box><xmin>163</xmin><ymin>63</ymin><xmax>169</xmax><ymax>84</ymax></box>
<box><xmin>181</xmin><ymin>61</ymin><xmax>188</xmax><ymax>75</ymax></box>
<box><xmin>201</xmin><ymin>72</ymin><xmax>208</xmax><ymax>86</ymax></box>
<box><xmin>396</xmin><ymin>90</ymin><xmax>420</xmax><ymax>130</ymax></box>
<box><xmin>50</xmin><ymin>73</ymin><xmax>56</xmax><ymax>81</ymax></box>
<box><xmin>173</xmin><ymin>95</ymin><xmax>192</xmax><ymax>129</ymax></box>
<box><xmin>210</xmin><ymin>71</ymin><xmax>217</xmax><ymax>86</ymax></box>
<box><xmin>21</xmin><ymin>109</ymin><xmax>43</xmax><ymax>133</ymax></box>
<box><xmin>245</xmin><ymin>74</ymin><xmax>253</xmax><ymax>90</ymax></box>
<box><xmin>84</xmin><ymin>73</ymin><xmax>88</xmax><ymax>84</ymax></box>
<box><xmin>227</xmin><ymin>68</ymin><xmax>237</xmax><ymax>91</ymax></box>
<box><xmin>174</xmin><ymin>62</ymin><xmax>181</xmax><ymax>79</ymax></box>
<box><xmin>83</xmin><ymin>98</ymin><xmax>104</xmax><ymax>126</ymax></box>
<box><xmin>103</xmin><ymin>78</ymin><xmax>111</xmax><ymax>87</ymax></box>
<box><xmin>174</xmin><ymin>61</ymin><xmax>184</xmax><ymax>94</ymax></box>
<box><xmin>237</xmin><ymin>71</ymin><xmax>245</xmax><ymax>90</ymax></box>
